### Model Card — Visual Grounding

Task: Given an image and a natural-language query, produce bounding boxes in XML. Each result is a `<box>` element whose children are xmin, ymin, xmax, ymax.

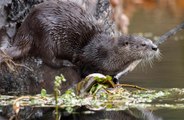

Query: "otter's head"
<box><xmin>111</xmin><ymin>35</ymin><xmax>160</xmax><ymax>81</ymax></box>
<box><xmin>117</xmin><ymin>35</ymin><xmax>160</xmax><ymax>63</ymax></box>
<box><xmin>81</xmin><ymin>34</ymin><xmax>160</xmax><ymax>76</ymax></box>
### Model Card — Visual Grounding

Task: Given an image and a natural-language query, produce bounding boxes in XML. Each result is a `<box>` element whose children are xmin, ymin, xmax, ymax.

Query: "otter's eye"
<box><xmin>124</xmin><ymin>42</ymin><xmax>129</xmax><ymax>46</ymax></box>
<box><xmin>141</xmin><ymin>43</ymin><xmax>146</xmax><ymax>46</ymax></box>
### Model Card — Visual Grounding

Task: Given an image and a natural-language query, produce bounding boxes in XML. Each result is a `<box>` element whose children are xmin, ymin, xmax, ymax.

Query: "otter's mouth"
<box><xmin>146</xmin><ymin>48</ymin><xmax>160</xmax><ymax>59</ymax></box>
<box><xmin>141</xmin><ymin>48</ymin><xmax>161</xmax><ymax>67</ymax></box>
<box><xmin>114</xmin><ymin>49</ymin><xmax>160</xmax><ymax>81</ymax></box>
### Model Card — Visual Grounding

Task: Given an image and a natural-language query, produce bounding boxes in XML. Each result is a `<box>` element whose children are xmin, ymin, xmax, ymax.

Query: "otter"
<box><xmin>0</xmin><ymin>1</ymin><xmax>159</xmax><ymax>81</ymax></box>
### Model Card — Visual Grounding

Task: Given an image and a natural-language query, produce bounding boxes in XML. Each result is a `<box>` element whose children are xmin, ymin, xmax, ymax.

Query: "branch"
<box><xmin>155</xmin><ymin>22</ymin><xmax>184</xmax><ymax>46</ymax></box>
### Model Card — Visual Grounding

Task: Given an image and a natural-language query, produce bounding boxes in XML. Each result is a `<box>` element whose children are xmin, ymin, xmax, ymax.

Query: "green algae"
<box><xmin>0</xmin><ymin>75</ymin><xmax>184</xmax><ymax>112</ymax></box>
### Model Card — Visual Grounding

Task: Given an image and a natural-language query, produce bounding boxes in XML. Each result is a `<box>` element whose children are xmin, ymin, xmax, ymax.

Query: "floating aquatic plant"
<box><xmin>0</xmin><ymin>74</ymin><xmax>184</xmax><ymax>119</ymax></box>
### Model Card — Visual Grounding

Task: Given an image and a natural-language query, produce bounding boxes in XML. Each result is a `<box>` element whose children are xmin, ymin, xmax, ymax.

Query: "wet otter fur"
<box><xmin>0</xmin><ymin>1</ymin><xmax>159</xmax><ymax>80</ymax></box>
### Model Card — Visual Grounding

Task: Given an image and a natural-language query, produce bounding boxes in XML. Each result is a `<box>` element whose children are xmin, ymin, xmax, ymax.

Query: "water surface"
<box><xmin>124</xmin><ymin>5</ymin><xmax>184</xmax><ymax>88</ymax></box>
<box><xmin>122</xmin><ymin>3</ymin><xmax>184</xmax><ymax>120</ymax></box>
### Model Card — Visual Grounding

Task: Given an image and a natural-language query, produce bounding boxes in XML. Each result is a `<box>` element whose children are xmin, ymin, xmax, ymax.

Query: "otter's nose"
<box><xmin>152</xmin><ymin>45</ymin><xmax>158</xmax><ymax>51</ymax></box>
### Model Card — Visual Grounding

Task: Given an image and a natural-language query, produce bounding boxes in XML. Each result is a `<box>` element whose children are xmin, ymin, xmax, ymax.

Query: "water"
<box><xmin>122</xmin><ymin>3</ymin><xmax>184</xmax><ymax>120</ymax></box>
<box><xmin>123</xmin><ymin>4</ymin><xmax>184</xmax><ymax>88</ymax></box>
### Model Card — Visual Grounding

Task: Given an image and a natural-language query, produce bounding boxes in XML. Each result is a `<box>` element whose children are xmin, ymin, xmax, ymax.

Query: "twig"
<box><xmin>0</xmin><ymin>49</ymin><xmax>33</xmax><ymax>71</ymax></box>
<box><xmin>155</xmin><ymin>22</ymin><xmax>184</xmax><ymax>46</ymax></box>
<box><xmin>102</xmin><ymin>86</ymin><xmax>114</xmax><ymax>94</ymax></box>
<box><xmin>8</xmin><ymin>59</ymin><xmax>33</xmax><ymax>72</ymax></box>
<box><xmin>116</xmin><ymin>84</ymin><xmax>147</xmax><ymax>91</ymax></box>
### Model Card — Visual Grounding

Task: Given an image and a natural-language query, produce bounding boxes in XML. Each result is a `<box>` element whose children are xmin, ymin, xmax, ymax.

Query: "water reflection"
<box><xmin>62</xmin><ymin>108</ymin><xmax>162</xmax><ymax>120</ymax></box>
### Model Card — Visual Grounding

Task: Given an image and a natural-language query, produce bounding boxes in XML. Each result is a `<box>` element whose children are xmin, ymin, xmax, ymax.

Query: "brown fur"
<box><xmin>1</xmin><ymin>1</ymin><xmax>159</xmax><ymax>77</ymax></box>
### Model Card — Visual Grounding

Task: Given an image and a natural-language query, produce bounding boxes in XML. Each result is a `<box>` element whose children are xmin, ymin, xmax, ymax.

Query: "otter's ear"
<box><xmin>118</xmin><ymin>35</ymin><xmax>129</xmax><ymax>47</ymax></box>
<box><xmin>124</xmin><ymin>41</ymin><xmax>129</xmax><ymax>46</ymax></box>
<box><xmin>118</xmin><ymin>40</ymin><xmax>130</xmax><ymax>46</ymax></box>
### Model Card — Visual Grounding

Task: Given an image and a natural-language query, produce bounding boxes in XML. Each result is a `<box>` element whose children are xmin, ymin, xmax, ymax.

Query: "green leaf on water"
<box><xmin>41</xmin><ymin>89</ymin><xmax>47</xmax><ymax>97</ymax></box>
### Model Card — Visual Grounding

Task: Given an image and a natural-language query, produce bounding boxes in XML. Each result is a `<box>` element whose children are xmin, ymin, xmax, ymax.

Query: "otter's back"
<box><xmin>18</xmin><ymin>1</ymin><xmax>101</xmax><ymax>58</ymax></box>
